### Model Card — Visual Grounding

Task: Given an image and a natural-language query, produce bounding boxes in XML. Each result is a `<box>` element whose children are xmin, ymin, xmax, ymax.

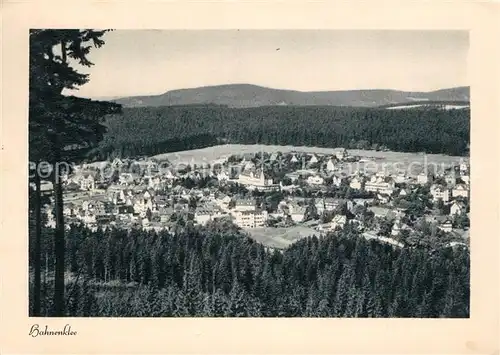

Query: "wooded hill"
<box><xmin>97</xmin><ymin>105</ymin><xmax>470</xmax><ymax>159</ymax></box>
<box><xmin>113</xmin><ymin>84</ymin><xmax>470</xmax><ymax>108</ymax></box>
<box><xmin>29</xmin><ymin>220</ymin><xmax>470</xmax><ymax>318</ymax></box>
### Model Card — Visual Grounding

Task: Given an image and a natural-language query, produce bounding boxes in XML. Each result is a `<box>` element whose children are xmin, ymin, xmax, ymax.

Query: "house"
<box><xmin>287</xmin><ymin>203</ymin><xmax>306</xmax><ymax>223</ymax></box>
<box><xmin>393</xmin><ymin>172</ymin><xmax>410</xmax><ymax>184</ymax></box>
<box><xmin>93</xmin><ymin>201</ymin><xmax>109</xmax><ymax>216</ymax></box>
<box><xmin>459</xmin><ymin>161</ymin><xmax>469</xmax><ymax>173</ymax></box>
<box><xmin>391</xmin><ymin>218</ymin><xmax>404</xmax><ymax>236</ymax></box>
<box><xmin>430</xmin><ymin>185</ymin><xmax>451</xmax><ymax>203</ymax></box>
<box><xmin>399</xmin><ymin>188</ymin><xmax>410</xmax><ymax>197</ymax></box>
<box><xmin>349</xmin><ymin>176</ymin><xmax>364</xmax><ymax>190</ymax></box>
<box><xmin>417</xmin><ymin>172</ymin><xmax>433</xmax><ymax>185</ymax></box>
<box><xmin>194</xmin><ymin>206</ymin><xmax>223</xmax><ymax>225</ymax></box>
<box><xmin>450</xmin><ymin>201</ymin><xmax>466</xmax><ymax>216</ymax></box>
<box><xmin>164</xmin><ymin>169</ymin><xmax>177</xmax><ymax>180</ymax></box>
<box><xmin>118</xmin><ymin>205</ymin><xmax>134</xmax><ymax>215</ymax></box>
<box><xmin>452</xmin><ymin>184</ymin><xmax>469</xmax><ymax>199</ymax></box>
<box><xmin>111</xmin><ymin>158</ymin><xmax>124</xmax><ymax>169</ymax></box>
<box><xmin>326</xmin><ymin>159</ymin><xmax>335</xmax><ymax>172</ymax></box>
<box><xmin>143</xmin><ymin>190</ymin><xmax>153</xmax><ymax>200</ymax></box>
<box><xmin>232</xmin><ymin>208</ymin><xmax>268</xmax><ymax>228</ymax></box>
<box><xmin>159</xmin><ymin>207</ymin><xmax>174</xmax><ymax>222</ymax></box>
<box><xmin>238</xmin><ymin>169</ymin><xmax>279</xmax><ymax>191</ymax></box>
<box><xmin>460</xmin><ymin>173</ymin><xmax>470</xmax><ymax>185</ymax></box>
<box><xmin>438</xmin><ymin>219</ymin><xmax>453</xmax><ymax>233</ymax></box>
<box><xmin>336</xmin><ymin>148</ymin><xmax>348</xmax><ymax>161</ymax></box>
<box><xmin>243</xmin><ymin>160</ymin><xmax>256</xmax><ymax>171</ymax></box>
<box><xmin>80</xmin><ymin>211</ymin><xmax>97</xmax><ymax>224</ymax></box>
<box><xmin>217</xmin><ymin>170</ymin><xmax>230</xmax><ymax>182</ymax></box>
<box><xmin>368</xmin><ymin>206</ymin><xmax>397</xmax><ymax>220</ymax></box>
<box><xmin>216</xmin><ymin>195</ymin><xmax>232</xmax><ymax>209</ymax></box>
<box><xmin>119</xmin><ymin>173</ymin><xmax>137</xmax><ymax>186</ymax></box>
<box><xmin>377</xmin><ymin>194</ymin><xmax>391</xmax><ymax>204</ymax></box>
<box><xmin>315</xmin><ymin>198</ymin><xmax>341</xmax><ymax>214</ymax></box>
<box><xmin>352</xmin><ymin>198</ymin><xmax>374</xmax><ymax>207</ymax></box>
<box><xmin>306</xmin><ymin>175</ymin><xmax>325</xmax><ymax>186</ymax></box>
<box><xmin>332</xmin><ymin>174</ymin><xmax>347</xmax><ymax>187</ymax></box>
<box><xmin>147</xmin><ymin>176</ymin><xmax>161</xmax><ymax>190</ymax></box>
<box><xmin>78</xmin><ymin>173</ymin><xmax>95</xmax><ymax>191</ymax></box>
<box><xmin>445</xmin><ymin>173</ymin><xmax>457</xmax><ymax>187</ymax></box>
<box><xmin>290</xmin><ymin>154</ymin><xmax>299</xmax><ymax>163</ymax></box>
<box><xmin>308</xmin><ymin>154</ymin><xmax>319</xmax><ymax>165</ymax></box>
<box><xmin>234</xmin><ymin>199</ymin><xmax>255</xmax><ymax>212</ymax></box>
<box><xmin>63</xmin><ymin>203</ymin><xmax>77</xmax><ymax>217</ymax></box>
<box><xmin>154</xmin><ymin>195</ymin><xmax>170</xmax><ymax>208</ymax></box>
<box><xmin>330</xmin><ymin>215</ymin><xmax>347</xmax><ymax>230</ymax></box>
<box><xmin>365</xmin><ymin>175</ymin><xmax>396</xmax><ymax>195</ymax></box>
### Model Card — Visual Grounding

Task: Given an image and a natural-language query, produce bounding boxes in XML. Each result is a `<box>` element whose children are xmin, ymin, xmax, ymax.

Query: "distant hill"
<box><xmin>112</xmin><ymin>84</ymin><xmax>470</xmax><ymax>108</ymax></box>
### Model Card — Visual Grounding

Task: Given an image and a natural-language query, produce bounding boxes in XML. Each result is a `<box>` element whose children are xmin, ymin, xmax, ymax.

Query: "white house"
<box><xmin>238</xmin><ymin>170</ymin><xmax>280</xmax><ymax>191</ymax></box>
<box><xmin>439</xmin><ymin>219</ymin><xmax>453</xmax><ymax>233</ymax></box>
<box><xmin>217</xmin><ymin>170</ymin><xmax>229</xmax><ymax>182</ymax></box>
<box><xmin>290</xmin><ymin>154</ymin><xmax>299</xmax><ymax>163</ymax></box>
<box><xmin>307</xmin><ymin>175</ymin><xmax>325</xmax><ymax>186</ymax></box>
<box><xmin>394</xmin><ymin>172</ymin><xmax>409</xmax><ymax>184</ymax></box>
<box><xmin>377</xmin><ymin>194</ymin><xmax>391</xmax><ymax>204</ymax></box>
<box><xmin>399</xmin><ymin>188</ymin><xmax>410</xmax><ymax>197</ymax></box>
<box><xmin>165</xmin><ymin>169</ymin><xmax>177</xmax><ymax>180</ymax></box>
<box><xmin>234</xmin><ymin>199</ymin><xmax>255</xmax><ymax>212</ymax></box>
<box><xmin>445</xmin><ymin>173</ymin><xmax>457</xmax><ymax>187</ymax></box>
<box><xmin>365</xmin><ymin>176</ymin><xmax>395</xmax><ymax>195</ymax></box>
<box><xmin>232</xmin><ymin>208</ymin><xmax>268</xmax><ymax>228</ymax></box>
<box><xmin>332</xmin><ymin>174</ymin><xmax>346</xmax><ymax>187</ymax></box>
<box><xmin>306</xmin><ymin>154</ymin><xmax>318</xmax><ymax>166</ymax></box>
<box><xmin>243</xmin><ymin>160</ymin><xmax>256</xmax><ymax>171</ymax></box>
<box><xmin>330</xmin><ymin>215</ymin><xmax>347</xmax><ymax>230</ymax></box>
<box><xmin>430</xmin><ymin>185</ymin><xmax>451</xmax><ymax>203</ymax></box>
<box><xmin>450</xmin><ymin>201</ymin><xmax>466</xmax><ymax>216</ymax></box>
<box><xmin>391</xmin><ymin>218</ymin><xmax>408</xmax><ymax>237</ymax></box>
<box><xmin>349</xmin><ymin>176</ymin><xmax>364</xmax><ymax>190</ymax></box>
<box><xmin>452</xmin><ymin>184</ymin><xmax>469</xmax><ymax>199</ymax></box>
<box><xmin>288</xmin><ymin>203</ymin><xmax>306</xmax><ymax>223</ymax></box>
<box><xmin>80</xmin><ymin>211</ymin><xmax>97</xmax><ymax>225</ymax></box>
<box><xmin>194</xmin><ymin>207</ymin><xmax>223</xmax><ymax>225</ymax></box>
<box><xmin>326</xmin><ymin>159</ymin><xmax>335</xmax><ymax>172</ymax></box>
<box><xmin>79</xmin><ymin>173</ymin><xmax>95</xmax><ymax>191</ymax></box>
<box><xmin>459</xmin><ymin>161</ymin><xmax>469</xmax><ymax>173</ymax></box>
<box><xmin>336</xmin><ymin>148</ymin><xmax>348</xmax><ymax>161</ymax></box>
<box><xmin>119</xmin><ymin>173</ymin><xmax>136</xmax><ymax>186</ymax></box>
<box><xmin>417</xmin><ymin>172</ymin><xmax>433</xmax><ymax>185</ymax></box>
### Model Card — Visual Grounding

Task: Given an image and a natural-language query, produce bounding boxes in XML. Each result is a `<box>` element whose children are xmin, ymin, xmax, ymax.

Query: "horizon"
<box><xmin>83</xmin><ymin>82</ymin><xmax>470</xmax><ymax>101</ymax></box>
<box><xmin>63</xmin><ymin>30</ymin><xmax>469</xmax><ymax>100</ymax></box>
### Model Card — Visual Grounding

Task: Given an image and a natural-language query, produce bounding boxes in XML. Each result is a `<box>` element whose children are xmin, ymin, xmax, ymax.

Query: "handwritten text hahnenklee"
<box><xmin>29</xmin><ymin>324</ymin><xmax>77</xmax><ymax>337</ymax></box>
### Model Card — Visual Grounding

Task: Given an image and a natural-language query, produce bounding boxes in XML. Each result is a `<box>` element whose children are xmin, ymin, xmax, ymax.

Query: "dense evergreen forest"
<box><xmin>29</xmin><ymin>219</ymin><xmax>470</xmax><ymax>318</ymax></box>
<box><xmin>96</xmin><ymin>105</ymin><xmax>470</xmax><ymax>159</ymax></box>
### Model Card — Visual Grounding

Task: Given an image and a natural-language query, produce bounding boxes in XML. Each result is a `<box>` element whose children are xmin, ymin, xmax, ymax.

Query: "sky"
<box><xmin>63</xmin><ymin>30</ymin><xmax>469</xmax><ymax>99</ymax></box>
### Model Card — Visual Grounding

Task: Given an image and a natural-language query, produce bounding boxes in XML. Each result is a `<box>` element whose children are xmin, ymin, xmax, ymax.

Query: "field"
<box><xmin>245</xmin><ymin>226</ymin><xmax>319</xmax><ymax>249</ymax></box>
<box><xmin>152</xmin><ymin>144</ymin><xmax>466</xmax><ymax>176</ymax></box>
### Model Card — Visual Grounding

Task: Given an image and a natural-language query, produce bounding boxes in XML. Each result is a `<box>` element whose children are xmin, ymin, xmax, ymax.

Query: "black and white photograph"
<box><xmin>28</xmin><ymin>29</ymin><xmax>471</xmax><ymax>318</ymax></box>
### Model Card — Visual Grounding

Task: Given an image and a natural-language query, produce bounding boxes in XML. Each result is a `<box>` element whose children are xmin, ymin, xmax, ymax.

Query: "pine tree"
<box><xmin>226</xmin><ymin>281</ymin><xmax>248</xmax><ymax>317</ymax></box>
<box><xmin>30</xmin><ymin>29</ymin><xmax>121</xmax><ymax>316</ymax></box>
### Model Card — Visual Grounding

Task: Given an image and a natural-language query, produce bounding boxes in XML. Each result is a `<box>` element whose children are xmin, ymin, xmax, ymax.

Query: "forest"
<box><xmin>96</xmin><ymin>105</ymin><xmax>470</xmax><ymax>159</ymax></box>
<box><xmin>29</xmin><ymin>217</ymin><xmax>470</xmax><ymax>318</ymax></box>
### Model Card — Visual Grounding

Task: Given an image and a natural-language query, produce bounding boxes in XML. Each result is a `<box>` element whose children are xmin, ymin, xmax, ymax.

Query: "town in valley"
<box><xmin>34</xmin><ymin>146</ymin><xmax>470</xmax><ymax>251</ymax></box>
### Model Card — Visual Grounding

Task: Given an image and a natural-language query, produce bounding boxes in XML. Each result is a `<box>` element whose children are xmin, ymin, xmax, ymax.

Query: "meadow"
<box><xmin>153</xmin><ymin>144</ymin><xmax>466</xmax><ymax>176</ymax></box>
